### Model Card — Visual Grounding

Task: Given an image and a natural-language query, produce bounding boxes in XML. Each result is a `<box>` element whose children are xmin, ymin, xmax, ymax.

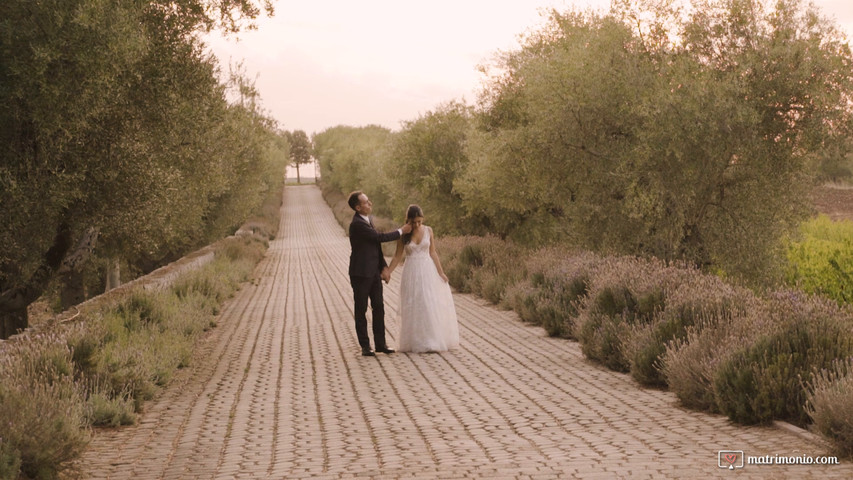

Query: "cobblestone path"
<box><xmin>78</xmin><ymin>185</ymin><xmax>852</xmax><ymax>479</ymax></box>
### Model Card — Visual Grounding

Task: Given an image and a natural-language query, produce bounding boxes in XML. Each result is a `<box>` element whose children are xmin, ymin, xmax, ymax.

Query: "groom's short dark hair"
<box><xmin>348</xmin><ymin>191</ymin><xmax>363</xmax><ymax>211</ymax></box>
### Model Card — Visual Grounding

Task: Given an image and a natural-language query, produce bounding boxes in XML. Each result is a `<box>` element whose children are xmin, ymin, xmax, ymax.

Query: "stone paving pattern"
<box><xmin>78</xmin><ymin>186</ymin><xmax>853</xmax><ymax>479</ymax></box>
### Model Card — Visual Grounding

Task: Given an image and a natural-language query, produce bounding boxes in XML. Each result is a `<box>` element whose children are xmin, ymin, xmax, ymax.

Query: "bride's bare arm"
<box><xmin>387</xmin><ymin>238</ymin><xmax>405</xmax><ymax>275</ymax></box>
<box><xmin>428</xmin><ymin>227</ymin><xmax>449</xmax><ymax>283</ymax></box>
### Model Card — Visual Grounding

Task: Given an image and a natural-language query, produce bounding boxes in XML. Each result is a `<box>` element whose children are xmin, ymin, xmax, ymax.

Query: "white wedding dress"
<box><xmin>397</xmin><ymin>228</ymin><xmax>459</xmax><ymax>353</ymax></box>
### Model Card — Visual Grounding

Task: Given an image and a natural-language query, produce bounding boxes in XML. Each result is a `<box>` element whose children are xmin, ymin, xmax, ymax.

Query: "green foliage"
<box><xmin>460</xmin><ymin>12</ymin><xmax>647</xmax><ymax>246</ymax></box>
<box><xmin>0</xmin><ymin>0</ymin><xmax>285</xmax><ymax>337</ymax></box>
<box><xmin>459</xmin><ymin>0</ymin><xmax>851</xmax><ymax>285</ymax></box>
<box><xmin>312</xmin><ymin>125</ymin><xmax>394</xmax><ymax>216</ymax></box>
<box><xmin>287</xmin><ymin>130</ymin><xmax>313</xmax><ymax>164</ymax></box>
<box><xmin>786</xmin><ymin>215</ymin><xmax>853</xmax><ymax>304</ymax></box>
<box><xmin>385</xmin><ymin>101</ymin><xmax>476</xmax><ymax>234</ymax></box>
<box><xmin>304</xmin><ymin>1</ymin><xmax>850</xmax><ymax>291</ymax></box>
<box><xmin>285</xmin><ymin>129</ymin><xmax>313</xmax><ymax>182</ymax></box>
<box><xmin>814</xmin><ymin>137</ymin><xmax>853</xmax><ymax>182</ymax></box>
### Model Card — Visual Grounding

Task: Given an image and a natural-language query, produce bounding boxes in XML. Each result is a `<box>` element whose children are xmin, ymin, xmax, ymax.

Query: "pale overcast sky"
<box><xmin>206</xmin><ymin>0</ymin><xmax>853</xmax><ymax>136</ymax></box>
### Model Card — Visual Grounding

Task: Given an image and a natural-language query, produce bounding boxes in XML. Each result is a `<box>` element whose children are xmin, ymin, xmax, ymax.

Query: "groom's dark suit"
<box><xmin>349</xmin><ymin>213</ymin><xmax>401</xmax><ymax>351</ymax></box>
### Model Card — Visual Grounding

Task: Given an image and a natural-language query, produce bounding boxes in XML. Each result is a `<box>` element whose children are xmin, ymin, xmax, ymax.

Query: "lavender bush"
<box><xmin>806</xmin><ymin>359</ymin><xmax>853</xmax><ymax>457</ymax></box>
<box><xmin>712</xmin><ymin>291</ymin><xmax>853</xmax><ymax>425</ymax></box>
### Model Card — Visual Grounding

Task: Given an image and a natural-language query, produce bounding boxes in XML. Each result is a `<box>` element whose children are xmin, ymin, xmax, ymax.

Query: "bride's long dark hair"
<box><xmin>401</xmin><ymin>204</ymin><xmax>423</xmax><ymax>245</ymax></box>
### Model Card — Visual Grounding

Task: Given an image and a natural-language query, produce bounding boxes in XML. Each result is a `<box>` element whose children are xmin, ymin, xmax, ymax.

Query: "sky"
<box><xmin>205</xmin><ymin>0</ymin><xmax>853</xmax><ymax>137</ymax></box>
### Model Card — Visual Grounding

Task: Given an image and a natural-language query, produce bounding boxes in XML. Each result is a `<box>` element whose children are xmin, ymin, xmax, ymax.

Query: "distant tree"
<box><xmin>386</xmin><ymin>101</ymin><xmax>475</xmax><ymax>234</ymax></box>
<box><xmin>313</xmin><ymin>125</ymin><xmax>394</xmax><ymax>207</ymax></box>
<box><xmin>286</xmin><ymin>130</ymin><xmax>313</xmax><ymax>183</ymax></box>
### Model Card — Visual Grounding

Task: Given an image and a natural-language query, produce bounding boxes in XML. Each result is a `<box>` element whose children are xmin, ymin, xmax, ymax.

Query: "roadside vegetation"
<box><xmin>0</xmin><ymin>0</ymin><xmax>288</xmax><ymax>477</ymax></box>
<box><xmin>315</xmin><ymin>0</ymin><xmax>853</xmax><ymax>457</ymax></box>
<box><xmin>0</xmin><ymin>233</ymin><xmax>270</xmax><ymax>480</ymax></box>
<box><xmin>0</xmin><ymin>0</ymin><xmax>287</xmax><ymax>339</ymax></box>
<box><xmin>786</xmin><ymin>216</ymin><xmax>853</xmax><ymax>305</ymax></box>
<box><xmin>432</xmin><ymin>239</ymin><xmax>853</xmax><ymax>455</ymax></box>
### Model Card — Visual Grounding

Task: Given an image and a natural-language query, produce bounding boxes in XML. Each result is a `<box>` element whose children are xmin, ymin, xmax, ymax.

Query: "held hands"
<box><xmin>381</xmin><ymin>267</ymin><xmax>391</xmax><ymax>284</ymax></box>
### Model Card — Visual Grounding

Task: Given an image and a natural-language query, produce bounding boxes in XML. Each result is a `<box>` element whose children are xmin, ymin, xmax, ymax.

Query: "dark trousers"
<box><xmin>350</xmin><ymin>275</ymin><xmax>388</xmax><ymax>350</ymax></box>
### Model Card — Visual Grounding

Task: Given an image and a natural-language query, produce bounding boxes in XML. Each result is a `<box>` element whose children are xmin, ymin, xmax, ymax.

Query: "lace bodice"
<box><xmin>404</xmin><ymin>228</ymin><xmax>431</xmax><ymax>258</ymax></box>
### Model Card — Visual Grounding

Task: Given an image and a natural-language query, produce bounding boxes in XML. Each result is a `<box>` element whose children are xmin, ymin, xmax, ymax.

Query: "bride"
<box><xmin>387</xmin><ymin>205</ymin><xmax>459</xmax><ymax>353</ymax></box>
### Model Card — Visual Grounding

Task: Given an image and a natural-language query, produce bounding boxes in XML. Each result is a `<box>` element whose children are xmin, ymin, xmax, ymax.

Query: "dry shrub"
<box><xmin>437</xmin><ymin>236</ymin><xmax>525</xmax><ymax>304</ymax></box>
<box><xmin>87</xmin><ymin>287</ymin><xmax>216</xmax><ymax>411</ymax></box>
<box><xmin>436</xmin><ymin>236</ymin><xmax>477</xmax><ymax>291</ymax></box>
<box><xmin>219</xmin><ymin>235</ymin><xmax>268</xmax><ymax>268</ymax></box>
<box><xmin>471</xmin><ymin>239</ymin><xmax>527</xmax><ymax>304</ymax></box>
<box><xmin>806</xmin><ymin>359</ymin><xmax>853</xmax><ymax>458</ymax></box>
<box><xmin>0</xmin><ymin>331</ymin><xmax>89</xmax><ymax>480</ymax></box>
<box><xmin>625</xmin><ymin>272</ymin><xmax>754</xmax><ymax>387</ymax></box>
<box><xmin>662</xmin><ymin>291</ymin><xmax>779</xmax><ymax>413</ymax></box>
<box><xmin>0</xmin><ymin>206</ymin><xmax>270</xmax><ymax>479</ymax></box>
<box><xmin>712</xmin><ymin>291</ymin><xmax>853</xmax><ymax>425</ymax></box>
<box><xmin>0</xmin><ymin>436</ymin><xmax>21</xmax><ymax>480</ymax></box>
<box><xmin>173</xmin><ymin>253</ymin><xmax>250</xmax><ymax>306</ymax></box>
<box><xmin>574</xmin><ymin>256</ymin><xmax>674</xmax><ymax>372</ymax></box>
<box><xmin>506</xmin><ymin>249</ymin><xmax>603</xmax><ymax>338</ymax></box>
<box><xmin>91</xmin><ymin>312</ymin><xmax>158</xmax><ymax>411</ymax></box>
<box><xmin>83</xmin><ymin>380</ymin><xmax>137</xmax><ymax>428</ymax></box>
<box><xmin>504</xmin><ymin>281</ymin><xmax>541</xmax><ymax>323</ymax></box>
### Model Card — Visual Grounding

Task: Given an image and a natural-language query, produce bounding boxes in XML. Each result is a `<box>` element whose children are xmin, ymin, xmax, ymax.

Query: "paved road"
<box><xmin>79</xmin><ymin>185</ymin><xmax>852</xmax><ymax>479</ymax></box>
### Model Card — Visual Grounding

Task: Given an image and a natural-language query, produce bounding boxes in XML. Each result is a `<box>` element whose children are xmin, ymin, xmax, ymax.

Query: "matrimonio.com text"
<box><xmin>718</xmin><ymin>450</ymin><xmax>840</xmax><ymax>470</ymax></box>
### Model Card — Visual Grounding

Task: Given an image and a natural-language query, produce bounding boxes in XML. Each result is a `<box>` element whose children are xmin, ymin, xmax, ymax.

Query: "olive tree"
<box><xmin>385</xmin><ymin>101</ymin><xmax>476</xmax><ymax>234</ymax></box>
<box><xmin>459</xmin><ymin>0</ymin><xmax>852</xmax><ymax>284</ymax></box>
<box><xmin>0</xmin><ymin>0</ymin><xmax>276</xmax><ymax>338</ymax></box>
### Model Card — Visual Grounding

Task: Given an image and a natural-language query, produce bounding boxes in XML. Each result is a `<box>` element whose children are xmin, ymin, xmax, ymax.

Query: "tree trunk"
<box><xmin>0</xmin><ymin>224</ymin><xmax>98</xmax><ymax>339</ymax></box>
<box><xmin>0</xmin><ymin>222</ymin><xmax>75</xmax><ymax>339</ymax></box>
<box><xmin>0</xmin><ymin>309</ymin><xmax>28</xmax><ymax>340</ymax></box>
<box><xmin>105</xmin><ymin>258</ymin><xmax>121</xmax><ymax>292</ymax></box>
<box><xmin>296</xmin><ymin>163</ymin><xmax>301</xmax><ymax>184</ymax></box>
<box><xmin>60</xmin><ymin>269</ymin><xmax>86</xmax><ymax>310</ymax></box>
<box><xmin>58</xmin><ymin>227</ymin><xmax>100</xmax><ymax>310</ymax></box>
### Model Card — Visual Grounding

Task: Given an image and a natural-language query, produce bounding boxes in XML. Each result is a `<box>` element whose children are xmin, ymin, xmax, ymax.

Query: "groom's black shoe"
<box><xmin>376</xmin><ymin>347</ymin><xmax>395</xmax><ymax>354</ymax></box>
<box><xmin>361</xmin><ymin>348</ymin><xmax>375</xmax><ymax>357</ymax></box>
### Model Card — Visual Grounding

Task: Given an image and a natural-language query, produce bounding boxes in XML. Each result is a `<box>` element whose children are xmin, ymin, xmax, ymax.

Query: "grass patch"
<box><xmin>786</xmin><ymin>215</ymin><xmax>853</xmax><ymax>305</ymax></box>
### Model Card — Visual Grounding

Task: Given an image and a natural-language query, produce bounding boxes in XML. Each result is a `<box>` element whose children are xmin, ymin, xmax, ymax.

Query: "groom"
<box><xmin>348</xmin><ymin>191</ymin><xmax>412</xmax><ymax>357</ymax></box>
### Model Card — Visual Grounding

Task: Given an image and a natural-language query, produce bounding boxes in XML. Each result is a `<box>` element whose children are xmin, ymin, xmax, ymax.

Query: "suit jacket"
<box><xmin>348</xmin><ymin>213</ymin><xmax>401</xmax><ymax>278</ymax></box>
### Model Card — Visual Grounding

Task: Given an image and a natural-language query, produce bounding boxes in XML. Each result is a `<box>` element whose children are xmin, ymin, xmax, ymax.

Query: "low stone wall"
<box><xmin>6</xmin><ymin>238</ymin><xmax>229</xmax><ymax>342</ymax></box>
